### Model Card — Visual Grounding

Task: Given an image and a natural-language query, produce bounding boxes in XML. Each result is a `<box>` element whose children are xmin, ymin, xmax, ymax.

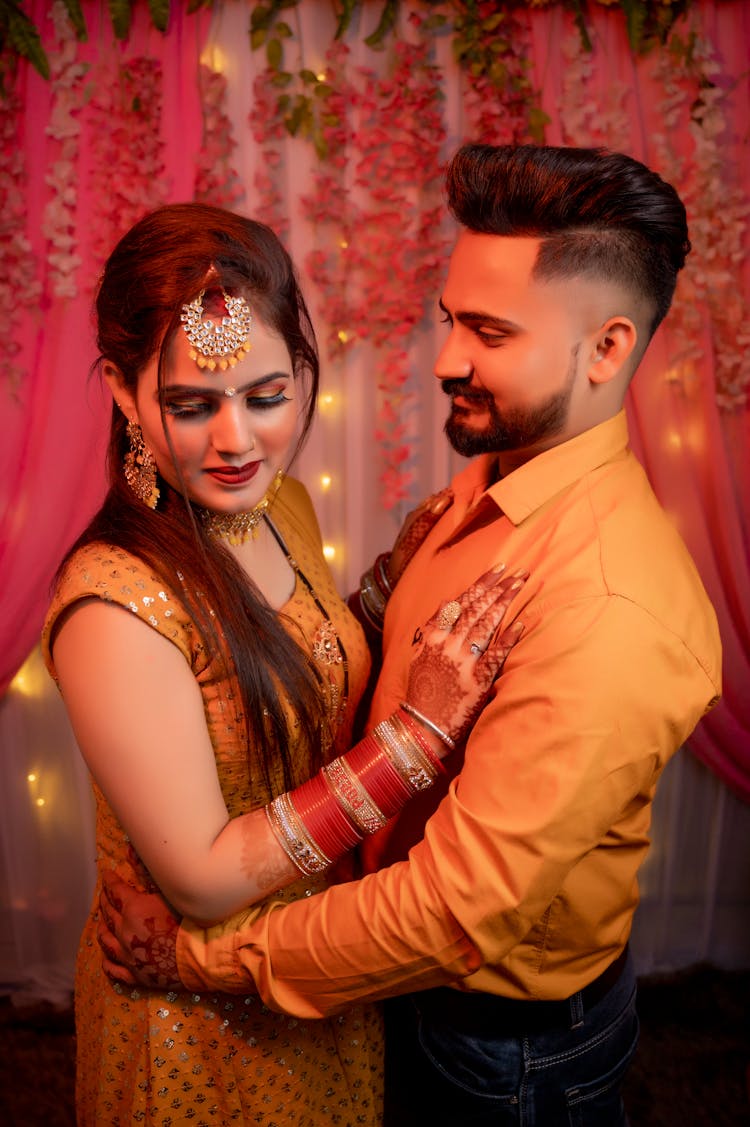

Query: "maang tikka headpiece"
<box><xmin>180</xmin><ymin>287</ymin><xmax>252</xmax><ymax>371</ymax></box>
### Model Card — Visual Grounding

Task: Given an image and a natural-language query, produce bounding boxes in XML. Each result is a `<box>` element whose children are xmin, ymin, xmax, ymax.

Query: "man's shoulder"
<box><xmin>573</xmin><ymin>458</ymin><xmax>719</xmax><ymax>681</ymax></box>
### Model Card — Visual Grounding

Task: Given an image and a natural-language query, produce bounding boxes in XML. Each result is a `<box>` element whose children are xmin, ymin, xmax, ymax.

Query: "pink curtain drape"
<box><xmin>0</xmin><ymin>0</ymin><xmax>213</xmax><ymax>694</ymax></box>
<box><xmin>1</xmin><ymin>0</ymin><xmax>748</xmax><ymax>803</ymax></box>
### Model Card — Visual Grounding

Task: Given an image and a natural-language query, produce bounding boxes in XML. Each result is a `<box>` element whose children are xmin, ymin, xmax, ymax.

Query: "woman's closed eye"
<box><xmin>248</xmin><ymin>388</ymin><xmax>293</xmax><ymax>409</ymax></box>
<box><xmin>165</xmin><ymin>389</ymin><xmax>292</xmax><ymax>419</ymax></box>
<box><xmin>164</xmin><ymin>399</ymin><xmax>211</xmax><ymax>419</ymax></box>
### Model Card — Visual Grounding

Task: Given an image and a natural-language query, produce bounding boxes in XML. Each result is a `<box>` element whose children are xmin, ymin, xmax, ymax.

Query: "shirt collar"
<box><xmin>449</xmin><ymin>411</ymin><xmax>630</xmax><ymax>529</ymax></box>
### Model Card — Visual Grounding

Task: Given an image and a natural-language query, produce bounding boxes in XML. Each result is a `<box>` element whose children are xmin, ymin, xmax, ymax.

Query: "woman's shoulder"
<box><xmin>43</xmin><ymin>541</ymin><xmax>192</xmax><ymax>670</ymax></box>
<box><xmin>275</xmin><ymin>474</ymin><xmax>323</xmax><ymax>546</ymax></box>
<box><xmin>53</xmin><ymin>541</ymin><xmax>179</xmax><ymax>602</ymax></box>
<box><xmin>277</xmin><ymin>473</ymin><xmax>315</xmax><ymax>513</ymax></box>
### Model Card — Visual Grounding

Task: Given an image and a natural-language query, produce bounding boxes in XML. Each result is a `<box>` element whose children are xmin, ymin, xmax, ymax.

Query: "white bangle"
<box><xmin>399</xmin><ymin>701</ymin><xmax>456</xmax><ymax>751</ymax></box>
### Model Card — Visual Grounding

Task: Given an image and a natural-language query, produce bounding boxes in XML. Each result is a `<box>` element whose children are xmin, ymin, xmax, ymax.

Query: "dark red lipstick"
<box><xmin>206</xmin><ymin>461</ymin><xmax>260</xmax><ymax>485</ymax></box>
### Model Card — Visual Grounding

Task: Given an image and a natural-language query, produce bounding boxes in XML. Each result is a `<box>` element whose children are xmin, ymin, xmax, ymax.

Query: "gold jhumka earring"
<box><xmin>124</xmin><ymin>420</ymin><xmax>160</xmax><ymax>510</ymax></box>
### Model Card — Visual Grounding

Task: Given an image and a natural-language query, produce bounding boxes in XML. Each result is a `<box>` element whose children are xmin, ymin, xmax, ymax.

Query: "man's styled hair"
<box><xmin>446</xmin><ymin>143</ymin><xmax>690</xmax><ymax>335</ymax></box>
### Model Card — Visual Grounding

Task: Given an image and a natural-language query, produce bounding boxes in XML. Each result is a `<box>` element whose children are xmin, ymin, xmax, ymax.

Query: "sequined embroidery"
<box><xmin>40</xmin><ymin>485</ymin><xmax>379</xmax><ymax>1125</ymax></box>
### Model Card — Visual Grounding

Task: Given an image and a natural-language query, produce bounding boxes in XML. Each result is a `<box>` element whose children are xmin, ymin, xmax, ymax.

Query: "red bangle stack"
<box><xmin>266</xmin><ymin>705</ymin><xmax>450</xmax><ymax>877</ymax></box>
<box><xmin>291</xmin><ymin>773</ymin><xmax>362</xmax><ymax>859</ymax></box>
<box><xmin>346</xmin><ymin>733</ymin><xmax>412</xmax><ymax>818</ymax></box>
<box><xmin>398</xmin><ymin>710</ymin><xmax>447</xmax><ymax>774</ymax></box>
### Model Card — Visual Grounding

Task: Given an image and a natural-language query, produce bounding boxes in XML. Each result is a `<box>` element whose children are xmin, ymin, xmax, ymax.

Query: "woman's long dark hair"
<box><xmin>61</xmin><ymin>204</ymin><xmax>326</xmax><ymax>793</ymax></box>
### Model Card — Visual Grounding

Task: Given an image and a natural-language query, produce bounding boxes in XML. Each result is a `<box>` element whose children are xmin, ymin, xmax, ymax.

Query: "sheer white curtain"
<box><xmin>1</xmin><ymin>0</ymin><xmax>748</xmax><ymax>1002</ymax></box>
<box><xmin>0</xmin><ymin>647</ymin><xmax>95</xmax><ymax>1003</ymax></box>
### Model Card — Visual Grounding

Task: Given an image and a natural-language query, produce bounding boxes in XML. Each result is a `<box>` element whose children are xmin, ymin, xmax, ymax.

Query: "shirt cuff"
<box><xmin>176</xmin><ymin>906</ymin><xmax>267</xmax><ymax>995</ymax></box>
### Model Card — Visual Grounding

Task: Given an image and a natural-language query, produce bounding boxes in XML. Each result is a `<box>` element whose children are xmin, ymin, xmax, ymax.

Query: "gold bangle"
<box><xmin>323</xmin><ymin>757</ymin><xmax>389</xmax><ymax>835</ymax></box>
<box><xmin>390</xmin><ymin>712</ymin><xmax>443</xmax><ymax>777</ymax></box>
<box><xmin>372</xmin><ymin>718</ymin><xmax>438</xmax><ymax>793</ymax></box>
<box><xmin>265</xmin><ymin>793</ymin><xmax>331</xmax><ymax>875</ymax></box>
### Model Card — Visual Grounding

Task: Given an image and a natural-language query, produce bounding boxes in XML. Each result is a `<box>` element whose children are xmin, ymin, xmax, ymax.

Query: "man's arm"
<box><xmin>171</xmin><ymin>595</ymin><xmax>717</xmax><ymax>1015</ymax></box>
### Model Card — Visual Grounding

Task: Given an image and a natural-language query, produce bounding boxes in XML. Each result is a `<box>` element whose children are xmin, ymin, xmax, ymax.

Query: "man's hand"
<box><xmin>98</xmin><ymin>873</ymin><xmax>182</xmax><ymax>991</ymax></box>
<box><xmin>388</xmin><ymin>488</ymin><xmax>453</xmax><ymax>586</ymax></box>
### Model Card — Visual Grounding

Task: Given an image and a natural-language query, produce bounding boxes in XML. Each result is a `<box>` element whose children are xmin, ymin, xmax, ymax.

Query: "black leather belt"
<box><xmin>412</xmin><ymin>946</ymin><xmax>630</xmax><ymax>1036</ymax></box>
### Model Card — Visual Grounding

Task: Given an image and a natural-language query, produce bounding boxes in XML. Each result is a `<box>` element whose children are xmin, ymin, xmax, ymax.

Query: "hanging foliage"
<box><xmin>2</xmin><ymin>0</ymin><xmax>746</xmax><ymax>507</ymax></box>
<box><xmin>1</xmin><ymin>0</ymin><xmax>693</xmax><ymax>92</ymax></box>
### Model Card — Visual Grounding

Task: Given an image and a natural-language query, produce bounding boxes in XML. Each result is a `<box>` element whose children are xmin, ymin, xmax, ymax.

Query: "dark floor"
<box><xmin>0</xmin><ymin>964</ymin><xmax>747</xmax><ymax>1125</ymax></box>
<box><xmin>624</xmin><ymin>965</ymin><xmax>750</xmax><ymax>1126</ymax></box>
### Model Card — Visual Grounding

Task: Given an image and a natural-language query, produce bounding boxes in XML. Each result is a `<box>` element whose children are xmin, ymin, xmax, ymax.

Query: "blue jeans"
<box><xmin>383</xmin><ymin>952</ymin><xmax>638</xmax><ymax>1126</ymax></box>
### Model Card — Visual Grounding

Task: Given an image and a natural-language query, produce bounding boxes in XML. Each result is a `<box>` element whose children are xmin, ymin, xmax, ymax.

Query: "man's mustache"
<box><xmin>440</xmin><ymin>377</ymin><xmax>491</xmax><ymax>402</ymax></box>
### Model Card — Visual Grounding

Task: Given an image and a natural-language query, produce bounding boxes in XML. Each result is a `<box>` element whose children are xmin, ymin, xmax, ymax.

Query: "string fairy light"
<box><xmin>11</xmin><ymin>668</ymin><xmax>31</xmax><ymax>695</ymax></box>
<box><xmin>27</xmin><ymin>768</ymin><xmax>48</xmax><ymax>813</ymax></box>
<box><xmin>8</xmin><ymin>654</ymin><xmax>54</xmax><ymax>816</ymax></box>
<box><xmin>199</xmin><ymin>45</ymin><xmax>228</xmax><ymax>74</ymax></box>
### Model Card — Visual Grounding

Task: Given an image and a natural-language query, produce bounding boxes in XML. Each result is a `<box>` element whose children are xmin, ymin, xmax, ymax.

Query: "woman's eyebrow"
<box><xmin>162</xmin><ymin>372</ymin><xmax>291</xmax><ymax>397</ymax></box>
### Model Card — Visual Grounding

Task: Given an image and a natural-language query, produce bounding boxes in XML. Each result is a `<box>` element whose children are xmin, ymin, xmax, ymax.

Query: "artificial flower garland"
<box><xmin>41</xmin><ymin>1</ymin><xmax>86</xmax><ymax>299</ymax></box>
<box><xmin>346</xmin><ymin>11</ymin><xmax>450</xmax><ymax>506</ymax></box>
<box><xmin>195</xmin><ymin>64</ymin><xmax>246</xmax><ymax>211</ymax></box>
<box><xmin>3</xmin><ymin>0</ymin><xmax>747</xmax><ymax>507</ymax></box>
<box><xmin>0</xmin><ymin>85</ymin><xmax>41</xmax><ymax>398</ymax></box>
<box><xmin>87</xmin><ymin>56</ymin><xmax>168</xmax><ymax>282</ymax></box>
<box><xmin>649</xmin><ymin>27</ymin><xmax>750</xmax><ymax>410</ymax></box>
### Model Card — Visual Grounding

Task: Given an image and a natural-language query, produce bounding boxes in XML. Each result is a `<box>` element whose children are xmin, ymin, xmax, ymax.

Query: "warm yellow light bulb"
<box><xmin>10</xmin><ymin>659</ymin><xmax>46</xmax><ymax>697</ymax></box>
<box><xmin>316</xmin><ymin>71</ymin><xmax>327</xmax><ymax>82</ymax></box>
<box><xmin>320</xmin><ymin>473</ymin><xmax>332</xmax><ymax>491</ymax></box>
<box><xmin>337</xmin><ymin>330</ymin><xmax>349</xmax><ymax>343</ymax></box>
<box><xmin>36</xmin><ymin>798</ymin><xmax>45</xmax><ymax>808</ymax></box>
<box><xmin>27</xmin><ymin>772</ymin><xmax>37</xmax><ymax>783</ymax></box>
<box><xmin>340</xmin><ymin>239</ymin><xmax>349</xmax><ymax>249</ymax></box>
<box><xmin>200</xmin><ymin>46</ymin><xmax>228</xmax><ymax>74</ymax></box>
<box><xmin>323</xmin><ymin>544</ymin><xmax>336</xmax><ymax>561</ymax></box>
<box><xmin>320</xmin><ymin>393</ymin><xmax>334</xmax><ymax>409</ymax></box>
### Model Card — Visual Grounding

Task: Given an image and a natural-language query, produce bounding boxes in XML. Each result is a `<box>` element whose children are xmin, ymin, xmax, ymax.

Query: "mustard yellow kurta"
<box><xmin>42</xmin><ymin>477</ymin><xmax>383</xmax><ymax>1127</ymax></box>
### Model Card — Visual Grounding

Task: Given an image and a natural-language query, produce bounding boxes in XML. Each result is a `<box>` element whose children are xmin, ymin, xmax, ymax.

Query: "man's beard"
<box><xmin>442</xmin><ymin>351</ymin><xmax>578</xmax><ymax>458</ymax></box>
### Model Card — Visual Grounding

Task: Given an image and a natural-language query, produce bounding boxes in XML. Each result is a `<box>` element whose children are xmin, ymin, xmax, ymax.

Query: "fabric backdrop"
<box><xmin>1</xmin><ymin>0</ymin><xmax>748</xmax><ymax>1000</ymax></box>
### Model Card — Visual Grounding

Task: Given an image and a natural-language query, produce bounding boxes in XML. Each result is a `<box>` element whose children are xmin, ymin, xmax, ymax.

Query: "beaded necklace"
<box><xmin>264</xmin><ymin>514</ymin><xmax>349</xmax><ymax>749</ymax></box>
<box><xmin>198</xmin><ymin>470</ymin><xmax>284</xmax><ymax>545</ymax></box>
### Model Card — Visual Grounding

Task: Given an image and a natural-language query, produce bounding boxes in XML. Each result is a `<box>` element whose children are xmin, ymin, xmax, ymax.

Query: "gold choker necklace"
<box><xmin>199</xmin><ymin>470</ymin><xmax>284</xmax><ymax>545</ymax></box>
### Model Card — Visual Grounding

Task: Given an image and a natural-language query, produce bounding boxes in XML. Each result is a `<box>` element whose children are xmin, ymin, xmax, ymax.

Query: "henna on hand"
<box><xmin>98</xmin><ymin>875</ymin><xmax>182</xmax><ymax>991</ymax></box>
<box><xmin>406</xmin><ymin>566</ymin><xmax>527</xmax><ymax>746</ymax></box>
<box><xmin>389</xmin><ymin>489</ymin><xmax>453</xmax><ymax>585</ymax></box>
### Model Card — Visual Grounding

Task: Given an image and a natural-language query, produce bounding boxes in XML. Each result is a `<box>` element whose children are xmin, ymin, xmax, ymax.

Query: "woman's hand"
<box><xmin>405</xmin><ymin>565</ymin><xmax>526</xmax><ymax>748</ymax></box>
<box><xmin>97</xmin><ymin>874</ymin><xmax>182</xmax><ymax>990</ymax></box>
